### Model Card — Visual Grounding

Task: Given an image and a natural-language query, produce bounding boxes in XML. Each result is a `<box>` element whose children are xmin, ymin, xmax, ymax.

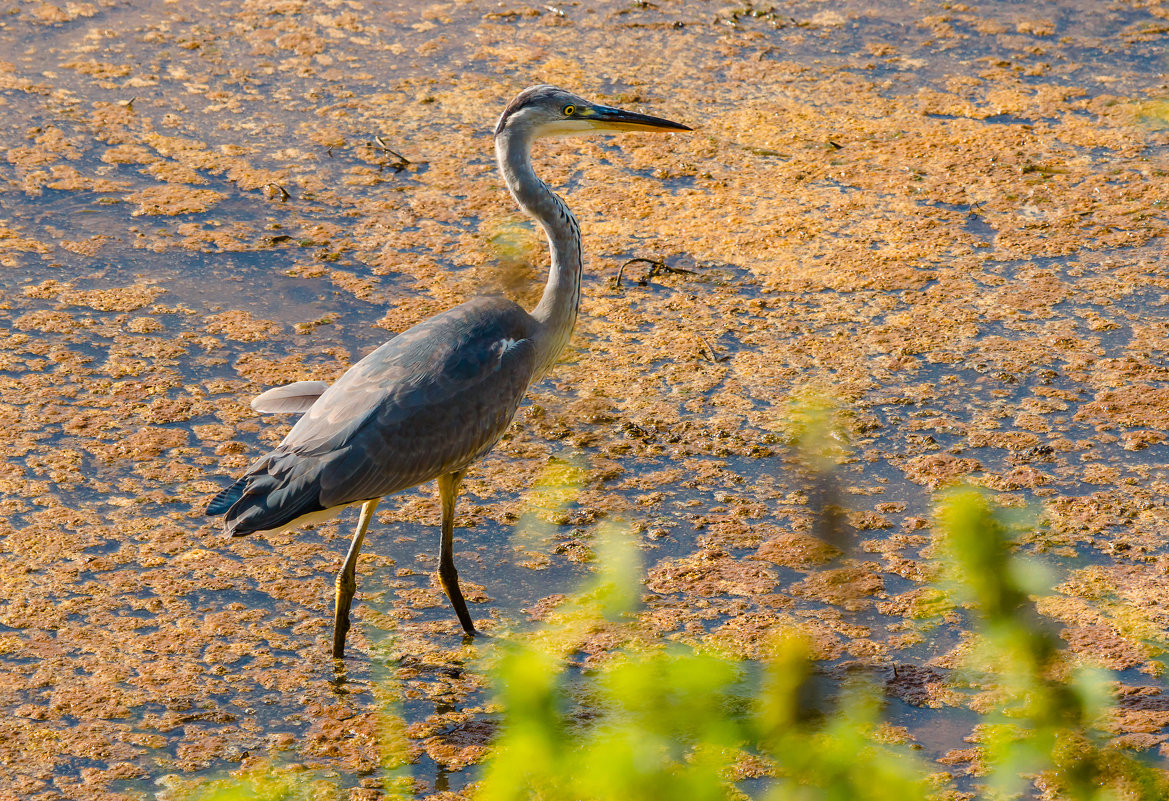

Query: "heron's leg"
<box><xmin>333</xmin><ymin>498</ymin><xmax>379</xmax><ymax>659</ymax></box>
<box><xmin>437</xmin><ymin>469</ymin><xmax>476</xmax><ymax>635</ymax></box>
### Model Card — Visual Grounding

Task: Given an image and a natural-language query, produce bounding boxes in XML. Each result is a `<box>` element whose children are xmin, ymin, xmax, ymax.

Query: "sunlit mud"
<box><xmin>1</xmin><ymin>0</ymin><xmax>1168</xmax><ymax>797</ymax></box>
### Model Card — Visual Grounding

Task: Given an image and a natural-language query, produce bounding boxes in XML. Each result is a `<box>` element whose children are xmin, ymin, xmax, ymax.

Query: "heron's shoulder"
<box><xmin>442</xmin><ymin>294</ymin><xmax>533</xmax><ymax>327</ymax></box>
<box><xmin>395</xmin><ymin>295</ymin><xmax>534</xmax><ymax>344</ymax></box>
<box><xmin>337</xmin><ymin>296</ymin><xmax>534</xmax><ymax>385</ymax></box>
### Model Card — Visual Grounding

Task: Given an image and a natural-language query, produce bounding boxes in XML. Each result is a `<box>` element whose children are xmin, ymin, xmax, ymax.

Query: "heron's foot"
<box><xmin>329</xmin><ymin>660</ymin><xmax>351</xmax><ymax>691</ymax></box>
<box><xmin>332</xmin><ymin>569</ymin><xmax>357</xmax><ymax>659</ymax></box>
<box><xmin>437</xmin><ymin>564</ymin><xmax>477</xmax><ymax>636</ymax></box>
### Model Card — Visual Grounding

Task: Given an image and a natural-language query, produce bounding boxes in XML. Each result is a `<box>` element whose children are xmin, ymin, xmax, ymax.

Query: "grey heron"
<box><xmin>206</xmin><ymin>85</ymin><xmax>690</xmax><ymax>658</ymax></box>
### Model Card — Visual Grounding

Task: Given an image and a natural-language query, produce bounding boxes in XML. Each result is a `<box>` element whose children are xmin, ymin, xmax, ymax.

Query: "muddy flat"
<box><xmin>1</xmin><ymin>1</ymin><xmax>1168</xmax><ymax>797</ymax></box>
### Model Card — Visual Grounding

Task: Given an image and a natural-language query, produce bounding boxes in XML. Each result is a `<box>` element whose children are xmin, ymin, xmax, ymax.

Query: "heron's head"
<box><xmin>494</xmin><ymin>85</ymin><xmax>691</xmax><ymax>140</ymax></box>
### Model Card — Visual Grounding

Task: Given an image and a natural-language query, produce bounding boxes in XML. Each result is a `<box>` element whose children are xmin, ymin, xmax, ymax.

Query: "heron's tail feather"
<box><xmin>206</xmin><ymin>452</ymin><xmax>329</xmax><ymax>537</ymax></box>
<box><xmin>206</xmin><ymin>479</ymin><xmax>246</xmax><ymax>516</ymax></box>
<box><xmin>251</xmin><ymin>380</ymin><xmax>329</xmax><ymax>414</ymax></box>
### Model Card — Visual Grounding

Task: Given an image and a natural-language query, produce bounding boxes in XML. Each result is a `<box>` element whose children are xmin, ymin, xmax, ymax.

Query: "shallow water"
<box><xmin>2</xmin><ymin>0</ymin><xmax>1169</xmax><ymax>797</ymax></box>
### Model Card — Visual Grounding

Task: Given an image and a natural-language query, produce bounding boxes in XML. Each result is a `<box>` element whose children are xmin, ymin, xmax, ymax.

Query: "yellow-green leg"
<box><xmin>333</xmin><ymin>498</ymin><xmax>379</xmax><ymax>659</ymax></box>
<box><xmin>437</xmin><ymin>470</ymin><xmax>476</xmax><ymax>635</ymax></box>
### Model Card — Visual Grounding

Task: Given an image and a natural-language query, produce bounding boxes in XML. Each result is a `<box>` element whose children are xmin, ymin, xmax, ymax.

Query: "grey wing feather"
<box><xmin>302</xmin><ymin>298</ymin><xmax>539</xmax><ymax>507</ymax></box>
<box><xmin>213</xmin><ymin>296</ymin><xmax>540</xmax><ymax>533</ymax></box>
<box><xmin>251</xmin><ymin>380</ymin><xmax>330</xmax><ymax>413</ymax></box>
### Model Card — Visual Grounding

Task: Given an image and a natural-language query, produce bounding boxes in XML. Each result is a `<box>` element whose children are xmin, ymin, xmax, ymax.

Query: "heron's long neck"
<box><xmin>496</xmin><ymin>131</ymin><xmax>582</xmax><ymax>378</ymax></box>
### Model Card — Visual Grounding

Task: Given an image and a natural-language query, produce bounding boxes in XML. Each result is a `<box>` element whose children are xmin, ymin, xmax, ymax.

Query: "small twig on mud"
<box><xmin>614</xmin><ymin>258</ymin><xmax>660</xmax><ymax>288</ymax></box>
<box><xmin>613</xmin><ymin>257</ymin><xmax>696</xmax><ymax>289</ymax></box>
<box><xmin>694</xmin><ymin>332</ymin><xmax>729</xmax><ymax>363</ymax></box>
<box><xmin>373</xmin><ymin>136</ymin><xmax>411</xmax><ymax>172</ymax></box>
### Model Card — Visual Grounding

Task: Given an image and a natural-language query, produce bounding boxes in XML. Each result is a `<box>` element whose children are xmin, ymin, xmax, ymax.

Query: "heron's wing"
<box><xmin>280</xmin><ymin>297</ymin><xmax>539</xmax><ymax>507</ymax></box>
<box><xmin>251</xmin><ymin>380</ymin><xmax>330</xmax><ymax>413</ymax></box>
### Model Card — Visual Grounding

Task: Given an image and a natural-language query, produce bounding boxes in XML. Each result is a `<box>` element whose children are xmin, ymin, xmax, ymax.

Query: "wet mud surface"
<box><xmin>1</xmin><ymin>0</ymin><xmax>1168</xmax><ymax>797</ymax></box>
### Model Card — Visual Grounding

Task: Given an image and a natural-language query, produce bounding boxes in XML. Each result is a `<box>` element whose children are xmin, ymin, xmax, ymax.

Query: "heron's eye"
<box><xmin>563</xmin><ymin>105</ymin><xmax>576</xmax><ymax>116</ymax></box>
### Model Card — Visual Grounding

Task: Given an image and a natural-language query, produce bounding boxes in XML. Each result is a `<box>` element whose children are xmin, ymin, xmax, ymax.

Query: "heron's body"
<box><xmin>206</xmin><ymin>85</ymin><xmax>689</xmax><ymax>657</ymax></box>
<box><xmin>208</xmin><ymin>297</ymin><xmax>538</xmax><ymax>533</ymax></box>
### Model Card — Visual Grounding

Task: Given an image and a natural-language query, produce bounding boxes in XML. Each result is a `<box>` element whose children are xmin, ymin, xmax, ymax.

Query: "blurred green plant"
<box><xmin>937</xmin><ymin>489</ymin><xmax>1167</xmax><ymax>801</ymax></box>
<box><xmin>178</xmin><ymin>464</ymin><xmax>1169</xmax><ymax>801</ymax></box>
<box><xmin>170</xmin><ymin>766</ymin><xmax>342</xmax><ymax>801</ymax></box>
<box><xmin>512</xmin><ymin>457</ymin><xmax>588</xmax><ymax>549</ymax></box>
<box><xmin>482</xmin><ymin>218</ymin><xmax>542</xmax><ymax>300</ymax></box>
<box><xmin>475</xmin><ymin>490</ymin><xmax>1168</xmax><ymax>801</ymax></box>
<box><xmin>477</xmin><ymin>526</ymin><xmax>933</xmax><ymax>801</ymax></box>
<box><xmin>479</xmin><ymin>642</ymin><xmax>749</xmax><ymax>801</ymax></box>
<box><xmin>777</xmin><ymin>388</ymin><xmax>852</xmax><ymax>473</ymax></box>
<box><xmin>1132</xmin><ymin>99</ymin><xmax>1169</xmax><ymax>130</ymax></box>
